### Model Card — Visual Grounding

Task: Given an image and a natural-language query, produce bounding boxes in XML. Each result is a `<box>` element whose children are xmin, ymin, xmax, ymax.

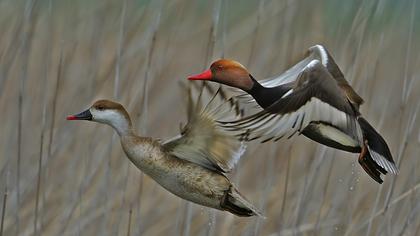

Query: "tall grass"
<box><xmin>0</xmin><ymin>0</ymin><xmax>420</xmax><ymax>235</ymax></box>
<box><xmin>0</xmin><ymin>185</ymin><xmax>7</xmax><ymax>236</ymax></box>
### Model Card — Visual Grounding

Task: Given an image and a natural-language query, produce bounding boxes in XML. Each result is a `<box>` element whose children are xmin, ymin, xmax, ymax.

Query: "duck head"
<box><xmin>67</xmin><ymin>99</ymin><xmax>132</xmax><ymax>136</ymax></box>
<box><xmin>188</xmin><ymin>59</ymin><xmax>254</xmax><ymax>92</ymax></box>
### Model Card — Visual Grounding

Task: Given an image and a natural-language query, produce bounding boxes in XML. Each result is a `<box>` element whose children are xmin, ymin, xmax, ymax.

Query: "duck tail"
<box><xmin>357</xmin><ymin>117</ymin><xmax>398</xmax><ymax>176</ymax></box>
<box><xmin>221</xmin><ymin>185</ymin><xmax>264</xmax><ymax>218</ymax></box>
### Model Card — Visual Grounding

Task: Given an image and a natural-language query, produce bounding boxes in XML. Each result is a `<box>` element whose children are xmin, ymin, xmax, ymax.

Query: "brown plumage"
<box><xmin>313</xmin><ymin>47</ymin><xmax>364</xmax><ymax>108</ymax></box>
<box><xmin>66</xmin><ymin>87</ymin><xmax>262</xmax><ymax>217</ymax></box>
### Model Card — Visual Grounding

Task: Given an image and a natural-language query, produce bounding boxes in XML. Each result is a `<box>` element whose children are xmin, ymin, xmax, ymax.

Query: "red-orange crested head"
<box><xmin>188</xmin><ymin>59</ymin><xmax>253</xmax><ymax>91</ymax></box>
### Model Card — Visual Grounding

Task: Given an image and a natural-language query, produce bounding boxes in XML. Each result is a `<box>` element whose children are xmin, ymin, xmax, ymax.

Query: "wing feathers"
<box><xmin>368</xmin><ymin>147</ymin><xmax>398</xmax><ymax>174</ymax></box>
<box><xmin>228</xmin><ymin>45</ymin><xmax>363</xmax><ymax>117</ymax></box>
<box><xmin>163</xmin><ymin>84</ymin><xmax>246</xmax><ymax>173</ymax></box>
<box><xmin>220</xmin><ymin>95</ymin><xmax>354</xmax><ymax>144</ymax></box>
<box><xmin>219</xmin><ymin>60</ymin><xmax>357</xmax><ymax>143</ymax></box>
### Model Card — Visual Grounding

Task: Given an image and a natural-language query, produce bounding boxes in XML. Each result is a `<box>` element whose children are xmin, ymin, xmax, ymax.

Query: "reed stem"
<box><xmin>0</xmin><ymin>189</ymin><xmax>7</xmax><ymax>236</ymax></box>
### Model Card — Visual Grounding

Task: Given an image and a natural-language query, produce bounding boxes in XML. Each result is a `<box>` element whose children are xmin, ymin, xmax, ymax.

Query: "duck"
<box><xmin>188</xmin><ymin>44</ymin><xmax>398</xmax><ymax>184</ymax></box>
<box><xmin>66</xmin><ymin>87</ymin><xmax>262</xmax><ymax>217</ymax></box>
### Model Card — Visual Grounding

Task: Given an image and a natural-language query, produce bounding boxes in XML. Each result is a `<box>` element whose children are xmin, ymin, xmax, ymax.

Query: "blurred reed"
<box><xmin>0</xmin><ymin>0</ymin><xmax>419</xmax><ymax>235</ymax></box>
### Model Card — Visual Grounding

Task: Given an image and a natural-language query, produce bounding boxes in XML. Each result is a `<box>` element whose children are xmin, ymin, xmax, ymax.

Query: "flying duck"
<box><xmin>66</xmin><ymin>87</ymin><xmax>261</xmax><ymax>217</ymax></box>
<box><xmin>188</xmin><ymin>45</ymin><xmax>398</xmax><ymax>184</ymax></box>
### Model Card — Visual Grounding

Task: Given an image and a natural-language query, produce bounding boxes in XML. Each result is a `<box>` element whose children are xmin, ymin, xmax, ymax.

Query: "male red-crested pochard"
<box><xmin>66</xmin><ymin>88</ymin><xmax>262</xmax><ymax>217</ymax></box>
<box><xmin>188</xmin><ymin>45</ymin><xmax>397</xmax><ymax>184</ymax></box>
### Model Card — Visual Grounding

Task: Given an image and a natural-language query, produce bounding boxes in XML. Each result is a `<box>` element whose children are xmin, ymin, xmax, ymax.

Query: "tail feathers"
<box><xmin>221</xmin><ymin>185</ymin><xmax>264</xmax><ymax>218</ymax></box>
<box><xmin>357</xmin><ymin>117</ymin><xmax>398</xmax><ymax>175</ymax></box>
<box><xmin>359</xmin><ymin>151</ymin><xmax>386</xmax><ymax>184</ymax></box>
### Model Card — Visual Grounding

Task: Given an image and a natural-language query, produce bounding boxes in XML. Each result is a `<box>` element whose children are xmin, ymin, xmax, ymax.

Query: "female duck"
<box><xmin>67</xmin><ymin>90</ymin><xmax>261</xmax><ymax>217</ymax></box>
<box><xmin>188</xmin><ymin>45</ymin><xmax>397</xmax><ymax>184</ymax></box>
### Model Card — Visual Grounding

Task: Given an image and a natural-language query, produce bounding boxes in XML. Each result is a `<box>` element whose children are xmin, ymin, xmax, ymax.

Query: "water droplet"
<box><xmin>349</xmin><ymin>186</ymin><xmax>354</xmax><ymax>191</ymax></box>
<box><xmin>335</xmin><ymin>226</ymin><xmax>339</xmax><ymax>231</ymax></box>
<box><xmin>338</xmin><ymin>178</ymin><xmax>343</xmax><ymax>183</ymax></box>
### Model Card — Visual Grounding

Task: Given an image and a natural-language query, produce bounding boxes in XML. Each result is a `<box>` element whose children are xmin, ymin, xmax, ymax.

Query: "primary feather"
<box><xmin>163</xmin><ymin>84</ymin><xmax>246</xmax><ymax>173</ymax></box>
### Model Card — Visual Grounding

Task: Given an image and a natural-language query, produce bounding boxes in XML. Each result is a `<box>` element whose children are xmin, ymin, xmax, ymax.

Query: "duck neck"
<box><xmin>247</xmin><ymin>75</ymin><xmax>291</xmax><ymax>109</ymax></box>
<box><xmin>111</xmin><ymin>116</ymin><xmax>135</xmax><ymax>137</ymax></box>
<box><xmin>247</xmin><ymin>75</ymin><xmax>274</xmax><ymax>109</ymax></box>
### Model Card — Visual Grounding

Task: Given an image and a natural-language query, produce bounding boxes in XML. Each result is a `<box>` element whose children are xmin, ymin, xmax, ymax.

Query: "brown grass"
<box><xmin>0</xmin><ymin>0</ymin><xmax>420</xmax><ymax>235</ymax></box>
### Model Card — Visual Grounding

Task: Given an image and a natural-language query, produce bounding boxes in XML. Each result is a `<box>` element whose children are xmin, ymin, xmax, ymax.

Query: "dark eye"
<box><xmin>97</xmin><ymin>106</ymin><xmax>104</xmax><ymax>111</ymax></box>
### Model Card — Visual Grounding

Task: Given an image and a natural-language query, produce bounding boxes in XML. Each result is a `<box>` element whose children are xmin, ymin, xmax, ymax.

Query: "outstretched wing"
<box><xmin>220</xmin><ymin>60</ymin><xmax>363</xmax><ymax>144</ymax></box>
<box><xmin>163</xmin><ymin>83</ymin><xmax>246</xmax><ymax>173</ymax></box>
<box><xmin>310</xmin><ymin>45</ymin><xmax>364</xmax><ymax>107</ymax></box>
<box><xmin>232</xmin><ymin>44</ymin><xmax>364</xmax><ymax>112</ymax></box>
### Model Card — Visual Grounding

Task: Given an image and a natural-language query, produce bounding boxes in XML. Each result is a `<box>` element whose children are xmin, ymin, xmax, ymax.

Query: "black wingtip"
<box><xmin>359</xmin><ymin>151</ymin><xmax>384</xmax><ymax>184</ymax></box>
<box><xmin>357</xmin><ymin>117</ymin><xmax>397</xmax><ymax>175</ymax></box>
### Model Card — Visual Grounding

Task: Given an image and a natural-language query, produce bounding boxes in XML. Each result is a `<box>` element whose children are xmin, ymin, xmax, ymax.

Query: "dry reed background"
<box><xmin>0</xmin><ymin>0</ymin><xmax>420</xmax><ymax>235</ymax></box>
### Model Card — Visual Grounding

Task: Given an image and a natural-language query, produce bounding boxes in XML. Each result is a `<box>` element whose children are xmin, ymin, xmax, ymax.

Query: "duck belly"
<box><xmin>122</xmin><ymin>139</ymin><xmax>230</xmax><ymax>209</ymax></box>
<box><xmin>141</xmin><ymin>157</ymin><xmax>230</xmax><ymax>210</ymax></box>
<box><xmin>302</xmin><ymin>122</ymin><xmax>361</xmax><ymax>153</ymax></box>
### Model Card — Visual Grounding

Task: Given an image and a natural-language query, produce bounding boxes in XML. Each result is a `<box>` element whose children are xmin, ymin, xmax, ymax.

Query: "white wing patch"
<box><xmin>281</xmin><ymin>89</ymin><xmax>293</xmax><ymax>98</ymax></box>
<box><xmin>221</xmin><ymin>97</ymin><xmax>359</xmax><ymax>144</ymax></box>
<box><xmin>259</xmin><ymin>56</ymin><xmax>314</xmax><ymax>88</ymax></box>
<box><xmin>368</xmin><ymin>147</ymin><xmax>399</xmax><ymax>174</ymax></box>
<box><xmin>316</xmin><ymin>123</ymin><xmax>359</xmax><ymax>147</ymax></box>
<box><xmin>310</xmin><ymin>44</ymin><xmax>329</xmax><ymax>65</ymax></box>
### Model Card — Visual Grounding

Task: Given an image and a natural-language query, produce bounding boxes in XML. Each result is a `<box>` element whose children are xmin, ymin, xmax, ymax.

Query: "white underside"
<box><xmin>316</xmin><ymin>123</ymin><xmax>359</xmax><ymax>148</ymax></box>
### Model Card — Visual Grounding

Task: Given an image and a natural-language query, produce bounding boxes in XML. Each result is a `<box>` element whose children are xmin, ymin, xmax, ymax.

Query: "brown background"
<box><xmin>0</xmin><ymin>0</ymin><xmax>420</xmax><ymax>235</ymax></box>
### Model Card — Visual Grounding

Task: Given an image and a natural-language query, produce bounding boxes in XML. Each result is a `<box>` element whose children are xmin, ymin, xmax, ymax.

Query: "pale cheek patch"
<box><xmin>92</xmin><ymin>110</ymin><xmax>120</xmax><ymax>124</ymax></box>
